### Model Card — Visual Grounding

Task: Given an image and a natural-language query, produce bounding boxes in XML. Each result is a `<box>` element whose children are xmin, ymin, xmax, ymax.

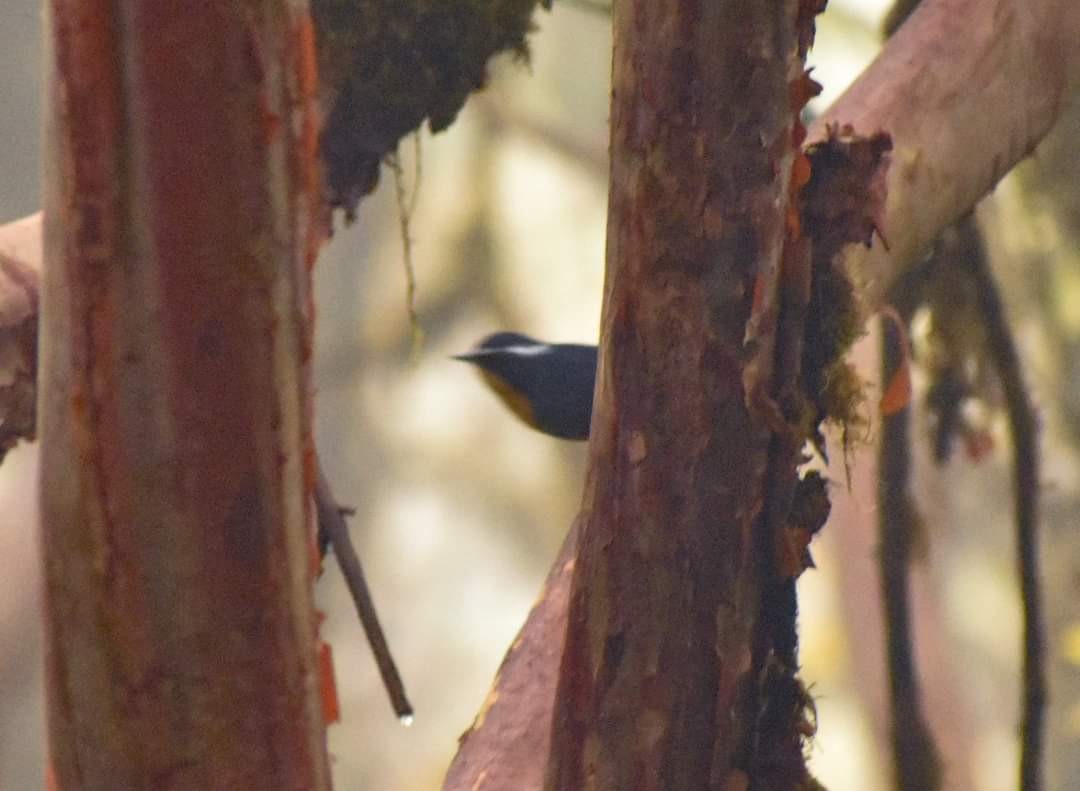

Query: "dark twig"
<box><xmin>315</xmin><ymin>458</ymin><xmax>413</xmax><ymax>720</ymax></box>
<box><xmin>956</xmin><ymin>219</ymin><xmax>1044</xmax><ymax>791</ymax></box>
<box><xmin>877</xmin><ymin>4</ymin><xmax>950</xmax><ymax>780</ymax></box>
<box><xmin>879</xmin><ymin>289</ymin><xmax>943</xmax><ymax>790</ymax></box>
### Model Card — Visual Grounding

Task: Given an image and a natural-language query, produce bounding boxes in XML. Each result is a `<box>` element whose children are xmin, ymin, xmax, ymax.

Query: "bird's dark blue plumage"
<box><xmin>454</xmin><ymin>333</ymin><xmax>597</xmax><ymax>440</ymax></box>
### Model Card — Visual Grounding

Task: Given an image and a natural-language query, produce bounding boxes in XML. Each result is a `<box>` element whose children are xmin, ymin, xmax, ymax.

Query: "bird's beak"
<box><xmin>452</xmin><ymin>347</ymin><xmax>492</xmax><ymax>363</ymax></box>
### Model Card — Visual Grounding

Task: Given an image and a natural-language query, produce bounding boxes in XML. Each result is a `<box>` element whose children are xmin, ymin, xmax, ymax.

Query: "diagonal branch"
<box><xmin>443</xmin><ymin>521</ymin><xmax>580</xmax><ymax>791</ymax></box>
<box><xmin>314</xmin><ymin>458</ymin><xmax>413</xmax><ymax>719</ymax></box>
<box><xmin>814</xmin><ymin>0</ymin><xmax>1080</xmax><ymax>311</ymax></box>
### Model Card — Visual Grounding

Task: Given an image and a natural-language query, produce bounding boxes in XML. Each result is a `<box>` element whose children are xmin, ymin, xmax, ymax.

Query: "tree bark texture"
<box><xmin>816</xmin><ymin>0</ymin><xmax>1080</xmax><ymax>311</ymax></box>
<box><xmin>39</xmin><ymin>2</ymin><xmax>329</xmax><ymax>789</ymax></box>
<box><xmin>545</xmin><ymin>2</ymin><xmax>807</xmax><ymax>789</ymax></box>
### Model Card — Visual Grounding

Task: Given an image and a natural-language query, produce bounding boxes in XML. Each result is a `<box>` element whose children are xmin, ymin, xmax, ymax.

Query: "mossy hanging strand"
<box><xmin>387</xmin><ymin>142</ymin><xmax>424</xmax><ymax>360</ymax></box>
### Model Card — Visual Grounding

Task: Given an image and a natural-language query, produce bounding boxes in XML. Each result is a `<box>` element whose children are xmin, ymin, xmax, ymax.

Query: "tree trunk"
<box><xmin>38</xmin><ymin>2</ymin><xmax>330</xmax><ymax>788</ymax></box>
<box><xmin>545</xmin><ymin>2</ymin><xmax>810</xmax><ymax>788</ymax></box>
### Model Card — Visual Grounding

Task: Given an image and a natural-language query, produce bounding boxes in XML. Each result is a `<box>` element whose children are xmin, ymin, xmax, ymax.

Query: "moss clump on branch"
<box><xmin>801</xmin><ymin>129</ymin><xmax>893</xmax><ymax>452</ymax></box>
<box><xmin>314</xmin><ymin>0</ymin><xmax>551</xmax><ymax>216</ymax></box>
<box><xmin>804</xmin><ymin>257</ymin><xmax>867</xmax><ymax>440</ymax></box>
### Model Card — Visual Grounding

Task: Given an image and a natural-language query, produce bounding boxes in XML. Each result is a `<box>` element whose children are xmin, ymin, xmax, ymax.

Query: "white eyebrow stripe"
<box><xmin>478</xmin><ymin>344</ymin><xmax>553</xmax><ymax>357</ymax></box>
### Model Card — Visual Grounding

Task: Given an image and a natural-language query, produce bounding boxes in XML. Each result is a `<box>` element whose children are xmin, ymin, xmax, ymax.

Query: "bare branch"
<box><xmin>813</xmin><ymin>0</ymin><xmax>1080</xmax><ymax>311</ymax></box>
<box><xmin>315</xmin><ymin>459</ymin><xmax>413</xmax><ymax>720</ymax></box>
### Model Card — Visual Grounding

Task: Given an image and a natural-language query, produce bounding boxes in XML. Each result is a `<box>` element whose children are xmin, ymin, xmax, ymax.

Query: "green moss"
<box><xmin>802</xmin><ymin>253</ymin><xmax>868</xmax><ymax>451</ymax></box>
<box><xmin>798</xmin><ymin>132</ymin><xmax>891</xmax><ymax>455</ymax></box>
<box><xmin>314</xmin><ymin>0</ymin><xmax>551</xmax><ymax>212</ymax></box>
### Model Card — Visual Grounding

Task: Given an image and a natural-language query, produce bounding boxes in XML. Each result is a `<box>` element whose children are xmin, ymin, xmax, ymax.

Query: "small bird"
<box><xmin>454</xmin><ymin>332</ymin><xmax>597</xmax><ymax>440</ymax></box>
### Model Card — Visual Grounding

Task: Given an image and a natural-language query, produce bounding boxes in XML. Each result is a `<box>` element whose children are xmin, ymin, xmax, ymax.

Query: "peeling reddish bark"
<box><xmin>39</xmin><ymin>2</ymin><xmax>329</xmax><ymax>788</ymax></box>
<box><xmin>544</xmin><ymin>2</ymin><xmax>807</xmax><ymax>789</ymax></box>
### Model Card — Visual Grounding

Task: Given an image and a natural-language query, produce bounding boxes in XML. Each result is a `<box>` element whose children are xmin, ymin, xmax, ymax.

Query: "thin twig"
<box><xmin>315</xmin><ymin>458</ymin><xmax>413</xmax><ymax>720</ymax></box>
<box><xmin>956</xmin><ymin>218</ymin><xmax>1044</xmax><ymax>791</ymax></box>
<box><xmin>879</xmin><ymin>286</ymin><xmax>943</xmax><ymax>790</ymax></box>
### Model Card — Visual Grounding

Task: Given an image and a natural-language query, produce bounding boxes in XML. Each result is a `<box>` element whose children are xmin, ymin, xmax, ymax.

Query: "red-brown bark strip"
<box><xmin>545</xmin><ymin>2</ymin><xmax>804</xmax><ymax>789</ymax></box>
<box><xmin>39</xmin><ymin>1</ymin><xmax>329</xmax><ymax>788</ymax></box>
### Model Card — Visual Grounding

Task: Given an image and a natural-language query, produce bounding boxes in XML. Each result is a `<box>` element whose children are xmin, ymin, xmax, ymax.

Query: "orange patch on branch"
<box><xmin>878</xmin><ymin>305</ymin><xmax>913</xmax><ymax>416</ymax></box>
<box><xmin>318</xmin><ymin>638</ymin><xmax>341</xmax><ymax>725</ymax></box>
<box><xmin>880</xmin><ymin>363</ymin><xmax>912</xmax><ymax>416</ymax></box>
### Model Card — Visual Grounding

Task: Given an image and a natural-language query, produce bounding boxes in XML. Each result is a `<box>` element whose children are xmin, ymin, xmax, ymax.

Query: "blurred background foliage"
<box><xmin>3</xmin><ymin>1</ymin><xmax>1080</xmax><ymax>789</ymax></box>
